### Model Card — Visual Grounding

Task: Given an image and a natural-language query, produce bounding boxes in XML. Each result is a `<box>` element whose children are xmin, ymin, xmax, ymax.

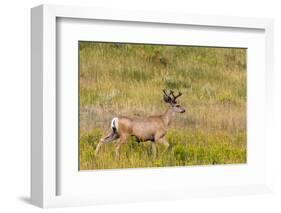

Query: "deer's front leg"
<box><xmin>151</xmin><ymin>142</ymin><xmax>157</xmax><ymax>159</ymax></box>
<box><xmin>154</xmin><ymin>132</ymin><xmax>170</xmax><ymax>156</ymax></box>
<box><xmin>155</xmin><ymin>137</ymin><xmax>170</xmax><ymax>153</ymax></box>
<box><xmin>160</xmin><ymin>138</ymin><xmax>170</xmax><ymax>149</ymax></box>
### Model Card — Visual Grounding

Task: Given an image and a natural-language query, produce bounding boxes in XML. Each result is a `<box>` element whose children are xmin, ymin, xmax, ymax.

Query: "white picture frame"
<box><xmin>31</xmin><ymin>4</ymin><xmax>274</xmax><ymax>208</ymax></box>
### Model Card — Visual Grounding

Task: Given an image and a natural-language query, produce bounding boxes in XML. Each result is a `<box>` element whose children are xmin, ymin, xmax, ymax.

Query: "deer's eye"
<box><xmin>175</xmin><ymin>105</ymin><xmax>180</xmax><ymax>107</ymax></box>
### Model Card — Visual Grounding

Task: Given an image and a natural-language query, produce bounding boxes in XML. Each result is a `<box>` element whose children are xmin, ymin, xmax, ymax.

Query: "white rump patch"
<box><xmin>111</xmin><ymin>117</ymin><xmax>119</xmax><ymax>131</ymax></box>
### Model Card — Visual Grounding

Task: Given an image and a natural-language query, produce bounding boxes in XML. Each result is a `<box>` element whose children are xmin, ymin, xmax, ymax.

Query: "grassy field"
<box><xmin>79</xmin><ymin>42</ymin><xmax>247</xmax><ymax>170</ymax></box>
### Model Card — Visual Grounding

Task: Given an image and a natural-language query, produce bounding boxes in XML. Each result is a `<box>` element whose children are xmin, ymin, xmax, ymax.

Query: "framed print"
<box><xmin>31</xmin><ymin>4</ymin><xmax>274</xmax><ymax>208</ymax></box>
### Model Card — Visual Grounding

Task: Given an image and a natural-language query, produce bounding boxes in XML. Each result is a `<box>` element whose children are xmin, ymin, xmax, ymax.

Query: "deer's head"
<box><xmin>163</xmin><ymin>90</ymin><xmax>185</xmax><ymax>113</ymax></box>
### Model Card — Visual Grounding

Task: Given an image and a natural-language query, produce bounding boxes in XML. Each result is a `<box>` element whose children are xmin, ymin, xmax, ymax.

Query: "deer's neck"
<box><xmin>162</xmin><ymin>107</ymin><xmax>174</xmax><ymax>128</ymax></box>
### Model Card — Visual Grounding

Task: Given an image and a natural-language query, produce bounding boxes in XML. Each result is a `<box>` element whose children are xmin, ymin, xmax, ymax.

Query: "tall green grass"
<box><xmin>79</xmin><ymin>42</ymin><xmax>247</xmax><ymax>170</ymax></box>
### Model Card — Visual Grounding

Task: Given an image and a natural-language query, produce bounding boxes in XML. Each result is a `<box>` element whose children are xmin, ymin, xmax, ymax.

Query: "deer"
<box><xmin>95</xmin><ymin>90</ymin><xmax>186</xmax><ymax>158</ymax></box>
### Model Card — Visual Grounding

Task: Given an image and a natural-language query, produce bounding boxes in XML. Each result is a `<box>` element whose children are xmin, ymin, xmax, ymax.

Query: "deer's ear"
<box><xmin>163</xmin><ymin>95</ymin><xmax>170</xmax><ymax>103</ymax></box>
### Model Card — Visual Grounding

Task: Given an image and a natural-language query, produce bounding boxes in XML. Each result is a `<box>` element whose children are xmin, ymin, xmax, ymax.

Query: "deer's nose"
<box><xmin>181</xmin><ymin>109</ymin><xmax>186</xmax><ymax>113</ymax></box>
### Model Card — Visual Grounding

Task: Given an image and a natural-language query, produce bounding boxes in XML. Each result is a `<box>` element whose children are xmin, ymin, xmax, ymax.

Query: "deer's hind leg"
<box><xmin>95</xmin><ymin>131</ymin><xmax>119</xmax><ymax>156</ymax></box>
<box><xmin>115</xmin><ymin>134</ymin><xmax>129</xmax><ymax>159</ymax></box>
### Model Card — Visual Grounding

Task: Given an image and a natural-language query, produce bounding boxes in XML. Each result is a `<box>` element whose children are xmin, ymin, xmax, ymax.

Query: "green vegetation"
<box><xmin>79</xmin><ymin>42</ymin><xmax>247</xmax><ymax>170</ymax></box>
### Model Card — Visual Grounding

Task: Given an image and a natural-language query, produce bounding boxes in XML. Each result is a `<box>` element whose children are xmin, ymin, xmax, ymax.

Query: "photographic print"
<box><xmin>79</xmin><ymin>42</ymin><xmax>246</xmax><ymax>170</ymax></box>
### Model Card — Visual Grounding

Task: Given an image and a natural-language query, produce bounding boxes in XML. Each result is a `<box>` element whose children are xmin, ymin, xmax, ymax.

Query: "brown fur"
<box><xmin>118</xmin><ymin>107</ymin><xmax>174</xmax><ymax>142</ymax></box>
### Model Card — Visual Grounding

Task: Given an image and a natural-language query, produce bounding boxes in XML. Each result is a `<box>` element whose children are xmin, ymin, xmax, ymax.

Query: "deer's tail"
<box><xmin>101</xmin><ymin>117</ymin><xmax>119</xmax><ymax>144</ymax></box>
<box><xmin>111</xmin><ymin>117</ymin><xmax>119</xmax><ymax>134</ymax></box>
